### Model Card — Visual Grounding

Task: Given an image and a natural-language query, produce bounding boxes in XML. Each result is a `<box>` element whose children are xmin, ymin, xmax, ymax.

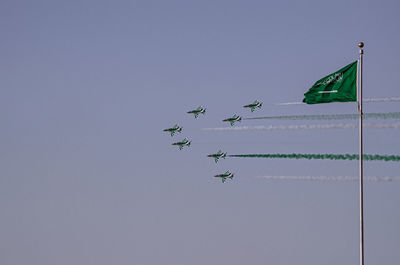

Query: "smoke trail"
<box><xmin>275</xmin><ymin>102</ymin><xmax>305</xmax><ymax>106</ymax></box>
<box><xmin>202</xmin><ymin>122</ymin><xmax>400</xmax><ymax>131</ymax></box>
<box><xmin>276</xmin><ymin>97</ymin><xmax>400</xmax><ymax>105</ymax></box>
<box><xmin>363</xmin><ymin>97</ymin><xmax>400</xmax><ymax>103</ymax></box>
<box><xmin>364</xmin><ymin>123</ymin><xmax>400</xmax><ymax>129</ymax></box>
<box><xmin>245</xmin><ymin>112</ymin><xmax>400</xmax><ymax>121</ymax></box>
<box><xmin>252</xmin><ymin>175</ymin><xmax>400</xmax><ymax>182</ymax></box>
<box><xmin>229</xmin><ymin>153</ymin><xmax>400</xmax><ymax>162</ymax></box>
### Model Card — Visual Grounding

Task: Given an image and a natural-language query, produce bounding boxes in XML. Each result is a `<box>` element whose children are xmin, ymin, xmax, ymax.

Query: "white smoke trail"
<box><xmin>252</xmin><ymin>175</ymin><xmax>400</xmax><ymax>182</ymax></box>
<box><xmin>202</xmin><ymin>122</ymin><xmax>400</xmax><ymax>131</ymax></box>
<box><xmin>275</xmin><ymin>97</ymin><xmax>400</xmax><ymax>105</ymax></box>
<box><xmin>275</xmin><ymin>102</ymin><xmax>305</xmax><ymax>106</ymax></box>
<box><xmin>365</xmin><ymin>122</ymin><xmax>400</xmax><ymax>129</ymax></box>
<box><xmin>363</xmin><ymin>97</ymin><xmax>400</xmax><ymax>103</ymax></box>
<box><xmin>246</xmin><ymin>112</ymin><xmax>400</xmax><ymax>121</ymax></box>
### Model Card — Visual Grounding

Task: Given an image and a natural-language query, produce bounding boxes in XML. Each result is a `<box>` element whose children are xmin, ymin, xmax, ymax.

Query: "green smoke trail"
<box><xmin>245</xmin><ymin>112</ymin><xmax>400</xmax><ymax>121</ymax></box>
<box><xmin>229</xmin><ymin>153</ymin><xmax>400</xmax><ymax>162</ymax></box>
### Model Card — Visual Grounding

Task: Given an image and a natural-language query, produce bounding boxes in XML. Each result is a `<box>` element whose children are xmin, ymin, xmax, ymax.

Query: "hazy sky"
<box><xmin>1</xmin><ymin>0</ymin><xmax>399</xmax><ymax>265</ymax></box>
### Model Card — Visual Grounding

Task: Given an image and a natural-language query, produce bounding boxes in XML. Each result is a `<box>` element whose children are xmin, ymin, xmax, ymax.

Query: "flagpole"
<box><xmin>358</xmin><ymin>41</ymin><xmax>364</xmax><ymax>265</ymax></box>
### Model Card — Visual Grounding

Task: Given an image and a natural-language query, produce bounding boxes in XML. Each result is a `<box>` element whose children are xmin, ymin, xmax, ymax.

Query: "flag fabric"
<box><xmin>303</xmin><ymin>61</ymin><xmax>358</xmax><ymax>104</ymax></box>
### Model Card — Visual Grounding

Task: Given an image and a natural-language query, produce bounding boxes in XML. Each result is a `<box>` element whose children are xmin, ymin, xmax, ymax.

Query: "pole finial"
<box><xmin>358</xmin><ymin>42</ymin><xmax>364</xmax><ymax>48</ymax></box>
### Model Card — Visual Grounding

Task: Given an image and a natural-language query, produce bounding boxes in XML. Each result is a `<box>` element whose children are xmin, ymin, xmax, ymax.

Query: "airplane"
<box><xmin>187</xmin><ymin>106</ymin><xmax>206</xmax><ymax>118</ymax></box>
<box><xmin>222</xmin><ymin>114</ymin><xmax>242</xmax><ymax>126</ymax></box>
<box><xmin>214</xmin><ymin>171</ymin><xmax>234</xmax><ymax>183</ymax></box>
<box><xmin>207</xmin><ymin>150</ymin><xmax>227</xmax><ymax>163</ymax></box>
<box><xmin>172</xmin><ymin>138</ymin><xmax>191</xmax><ymax>150</ymax></box>
<box><xmin>243</xmin><ymin>100</ymin><xmax>263</xmax><ymax>112</ymax></box>
<box><xmin>163</xmin><ymin>124</ymin><xmax>183</xmax><ymax>137</ymax></box>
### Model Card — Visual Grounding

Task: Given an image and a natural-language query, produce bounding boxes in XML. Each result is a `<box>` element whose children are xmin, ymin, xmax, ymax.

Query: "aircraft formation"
<box><xmin>163</xmin><ymin>100</ymin><xmax>263</xmax><ymax>183</ymax></box>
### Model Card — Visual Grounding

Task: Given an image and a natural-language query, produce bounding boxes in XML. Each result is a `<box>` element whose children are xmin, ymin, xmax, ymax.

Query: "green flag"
<box><xmin>303</xmin><ymin>61</ymin><xmax>358</xmax><ymax>104</ymax></box>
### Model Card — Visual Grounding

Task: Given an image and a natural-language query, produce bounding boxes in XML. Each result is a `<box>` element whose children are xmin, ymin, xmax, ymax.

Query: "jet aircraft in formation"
<box><xmin>167</xmin><ymin>101</ymin><xmax>269</xmax><ymax>181</ymax></box>
<box><xmin>214</xmin><ymin>171</ymin><xmax>234</xmax><ymax>183</ymax></box>
<box><xmin>222</xmin><ymin>114</ymin><xmax>242</xmax><ymax>126</ymax></box>
<box><xmin>207</xmin><ymin>150</ymin><xmax>227</xmax><ymax>163</ymax></box>
<box><xmin>187</xmin><ymin>106</ymin><xmax>206</xmax><ymax>118</ymax></box>
<box><xmin>243</xmin><ymin>100</ymin><xmax>262</xmax><ymax>112</ymax></box>
<box><xmin>172</xmin><ymin>138</ymin><xmax>191</xmax><ymax>150</ymax></box>
<box><xmin>163</xmin><ymin>124</ymin><xmax>183</xmax><ymax>137</ymax></box>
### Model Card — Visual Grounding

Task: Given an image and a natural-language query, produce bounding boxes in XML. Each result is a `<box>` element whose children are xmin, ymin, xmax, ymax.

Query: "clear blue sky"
<box><xmin>1</xmin><ymin>0</ymin><xmax>399</xmax><ymax>264</ymax></box>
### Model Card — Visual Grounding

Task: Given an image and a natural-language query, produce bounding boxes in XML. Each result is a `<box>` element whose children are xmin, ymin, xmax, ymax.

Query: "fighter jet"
<box><xmin>163</xmin><ymin>124</ymin><xmax>183</xmax><ymax>137</ymax></box>
<box><xmin>207</xmin><ymin>150</ymin><xmax>227</xmax><ymax>163</ymax></box>
<box><xmin>222</xmin><ymin>115</ymin><xmax>242</xmax><ymax>126</ymax></box>
<box><xmin>187</xmin><ymin>106</ymin><xmax>206</xmax><ymax>118</ymax></box>
<box><xmin>214</xmin><ymin>171</ymin><xmax>234</xmax><ymax>183</ymax></box>
<box><xmin>243</xmin><ymin>100</ymin><xmax>263</xmax><ymax>112</ymax></box>
<box><xmin>172</xmin><ymin>138</ymin><xmax>191</xmax><ymax>150</ymax></box>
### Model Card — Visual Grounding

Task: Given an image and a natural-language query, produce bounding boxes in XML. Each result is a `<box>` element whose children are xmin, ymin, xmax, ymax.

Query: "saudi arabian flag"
<box><xmin>303</xmin><ymin>61</ymin><xmax>358</xmax><ymax>104</ymax></box>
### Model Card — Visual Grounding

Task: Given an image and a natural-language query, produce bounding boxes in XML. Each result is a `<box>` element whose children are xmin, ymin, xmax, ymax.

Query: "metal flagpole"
<box><xmin>358</xmin><ymin>41</ymin><xmax>364</xmax><ymax>265</ymax></box>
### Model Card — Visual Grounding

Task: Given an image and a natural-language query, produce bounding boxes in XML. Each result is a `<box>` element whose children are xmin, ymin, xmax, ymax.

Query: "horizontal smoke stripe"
<box><xmin>275</xmin><ymin>97</ymin><xmax>400</xmax><ymax>105</ymax></box>
<box><xmin>252</xmin><ymin>175</ymin><xmax>400</xmax><ymax>182</ymax></box>
<box><xmin>363</xmin><ymin>97</ymin><xmax>400</xmax><ymax>102</ymax></box>
<box><xmin>245</xmin><ymin>112</ymin><xmax>400</xmax><ymax>121</ymax></box>
<box><xmin>229</xmin><ymin>153</ymin><xmax>400</xmax><ymax>162</ymax></box>
<box><xmin>202</xmin><ymin>122</ymin><xmax>400</xmax><ymax>131</ymax></box>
